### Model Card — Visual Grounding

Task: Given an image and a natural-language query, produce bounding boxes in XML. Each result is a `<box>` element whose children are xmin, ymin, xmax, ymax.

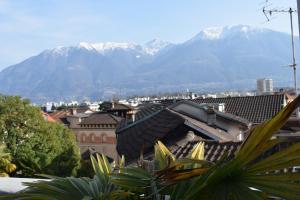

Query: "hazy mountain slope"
<box><xmin>132</xmin><ymin>25</ymin><xmax>293</xmax><ymax>91</ymax></box>
<box><xmin>0</xmin><ymin>25</ymin><xmax>296</xmax><ymax>102</ymax></box>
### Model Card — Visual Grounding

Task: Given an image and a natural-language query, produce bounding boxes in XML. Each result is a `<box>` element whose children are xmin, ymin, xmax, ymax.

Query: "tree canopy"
<box><xmin>0</xmin><ymin>95</ymin><xmax>81</xmax><ymax>177</ymax></box>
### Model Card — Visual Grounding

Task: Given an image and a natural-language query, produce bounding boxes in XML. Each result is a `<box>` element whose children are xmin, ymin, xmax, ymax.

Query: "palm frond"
<box><xmin>1</xmin><ymin>154</ymin><xmax>131</xmax><ymax>200</ymax></box>
<box><xmin>154</xmin><ymin>141</ymin><xmax>175</xmax><ymax>170</ymax></box>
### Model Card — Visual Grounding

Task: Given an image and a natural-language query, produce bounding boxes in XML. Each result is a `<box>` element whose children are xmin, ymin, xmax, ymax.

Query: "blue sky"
<box><xmin>0</xmin><ymin>0</ymin><xmax>297</xmax><ymax>70</ymax></box>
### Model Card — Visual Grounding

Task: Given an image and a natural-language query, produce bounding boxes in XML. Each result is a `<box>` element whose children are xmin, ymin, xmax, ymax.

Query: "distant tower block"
<box><xmin>257</xmin><ymin>78</ymin><xmax>273</xmax><ymax>95</ymax></box>
<box><xmin>265</xmin><ymin>79</ymin><xmax>273</xmax><ymax>93</ymax></box>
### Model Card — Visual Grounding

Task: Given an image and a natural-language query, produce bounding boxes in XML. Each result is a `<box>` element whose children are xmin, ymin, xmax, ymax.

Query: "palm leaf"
<box><xmin>154</xmin><ymin>141</ymin><xmax>175</xmax><ymax>170</ymax></box>
<box><xmin>1</xmin><ymin>154</ymin><xmax>131</xmax><ymax>200</ymax></box>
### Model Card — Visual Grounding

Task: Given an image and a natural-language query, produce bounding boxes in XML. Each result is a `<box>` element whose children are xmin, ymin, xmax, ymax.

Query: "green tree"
<box><xmin>0</xmin><ymin>144</ymin><xmax>16</xmax><ymax>177</ymax></box>
<box><xmin>0</xmin><ymin>95</ymin><xmax>81</xmax><ymax>177</ymax></box>
<box><xmin>56</xmin><ymin>104</ymin><xmax>67</xmax><ymax>111</ymax></box>
<box><xmin>99</xmin><ymin>101</ymin><xmax>112</xmax><ymax>111</ymax></box>
<box><xmin>51</xmin><ymin>103</ymin><xmax>56</xmax><ymax>111</ymax></box>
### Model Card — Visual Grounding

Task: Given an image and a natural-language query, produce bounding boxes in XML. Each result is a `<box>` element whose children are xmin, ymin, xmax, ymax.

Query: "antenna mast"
<box><xmin>263</xmin><ymin>7</ymin><xmax>298</xmax><ymax>95</ymax></box>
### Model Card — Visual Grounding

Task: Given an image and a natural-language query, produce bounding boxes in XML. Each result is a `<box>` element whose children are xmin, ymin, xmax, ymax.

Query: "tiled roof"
<box><xmin>80</xmin><ymin>112</ymin><xmax>123</xmax><ymax>125</ymax></box>
<box><xmin>173</xmin><ymin>138</ymin><xmax>300</xmax><ymax>164</ymax></box>
<box><xmin>109</xmin><ymin>103</ymin><xmax>132</xmax><ymax>111</ymax></box>
<box><xmin>173</xmin><ymin>140</ymin><xmax>242</xmax><ymax>162</ymax></box>
<box><xmin>117</xmin><ymin>100</ymin><xmax>182</xmax><ymax>129</ymax></box>
<box><xmin>169</xmin><ymin>100</ymin><xmax>251</xmax><ymax>127</ymax></box>
<box><xmin>135</xmin><ymin>103</ymin><xmax>166</xmax><ymax>121</ymax></box>
<box><xmin>116</xmin><ymin>100</ymin><xmax>252</xmax><ymax>161</ymax></box>
<box><xmin>192</xmin><ymin>94</ymin><xmax>286</xmax><ymax>124</ymax></box>
<box><xmin>281</xmin><ymin>117</ymin><xmax>300</xmax><ymax>132</ymax></box>
<box><xmin>49</xmin><ymin>111</ymin><xmax>70</xmax><ymax>125</ymax></box>
<box><xmin>116</xmin><ymin>109</ymin><xmax>185</xmax><ymax>161</ymax></box>
<box><xmin>116</xmin><ymin>103</ymin><xmax>167</xmax><ymax>130</ymax></box>
<box><xmin>75</xmin><ymin>107</ymin><xmax>93</xmax><ymax>113</ymax></box>
<box><xmin>42</xmin><ymin>111</ymin><xmax>56</xmax><ymax>122</ymax></box>
<box><xmin>168</xmin><ymin>109</ymin><xmax>236</xmax><ymax>141</ymax></box>
<box><xmin>49</xmin><ymin>110</ymin><xmax>68</xmax><ymax>120</ymax></box>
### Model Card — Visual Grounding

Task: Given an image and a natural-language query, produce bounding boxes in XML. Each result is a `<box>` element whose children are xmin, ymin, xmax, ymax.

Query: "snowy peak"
<box><xmin>201</xmin><ymin>27</ymin><xmax>224</xmax><ymax>40</ymax></box>
<box><xmin>78</xmin><ymin>42</ymin><xmax>139</xmax><ymax>53</ymax></box>
<box><xmin>190</xmin><ymin>25</ymin><xmax>270</xmax><ymax>41</ymax></box>
<box><xmin>45</xmin><ymin>40</ymin><xmax>172</xmax><ymax>57</ymax></box>
<box><xmin>143</xmin><ymin>39</ymin><xmax>171</xmax><ymax>54</ymax></box>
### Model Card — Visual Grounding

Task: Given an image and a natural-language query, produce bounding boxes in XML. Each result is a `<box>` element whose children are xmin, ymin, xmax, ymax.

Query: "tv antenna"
<box><xmin>263</xmin><ymin>7</ymin><xmax>298</xmax><ymax>95</ymax></box>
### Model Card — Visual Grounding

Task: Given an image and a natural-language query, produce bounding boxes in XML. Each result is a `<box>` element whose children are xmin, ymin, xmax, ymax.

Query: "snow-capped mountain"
<box><xmin>0</xmin><ymin>25</ymin><xmax>296</xmax><ymax>102</ymax></box>
<box><xmin>188</xmin><ymin>25</ymin><xmax>270</xmax><ymax>41</ymax></box>
<box><xmin>143</xmin><ymin>39</ymin><xmax>172</xmax><ymax>54</ymax></box>
<box><xmin>44</xmin><ymin>40</ymin><xmax>171</xmax><ymax>57</ymax></box>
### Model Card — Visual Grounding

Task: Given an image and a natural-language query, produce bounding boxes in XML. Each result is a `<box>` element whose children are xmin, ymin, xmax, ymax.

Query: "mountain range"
<box><xmin>0</xmin><ymin>25</ymin><xmax>296</xmax><ymax>102</ymax></box>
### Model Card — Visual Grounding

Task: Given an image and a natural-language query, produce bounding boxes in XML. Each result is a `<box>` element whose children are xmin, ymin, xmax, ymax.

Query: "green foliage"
<box><xmin>99</xmin><ymin>101</ymin><xmax>112</xmax><ymax>111</ymax></box>
<box><xmin>0</xmin><ymin>144</ymin><xmax>16</xmax><ymax>176</ymax></box>
<box><xmin>154</xmin><ymin>140</ymin><xmax>175</xmax><ymax>170</ymax></box>
<box><xmin>56</xmin><ymin>104</ymin><xmax>68</xmax><ymax>111</ymax></box>
<box><xmin>1</xmin><ymin>154</ymin><xmax>131</xmax><ymax>200</ymax></box>
<box><xmin>51</xmin><ymin>104</ymin><xmax>56</xmax><ymax>111</ymax></box>
<box><xmin>0</xmin><ymin>95</ymin><xmax>81</xmax><ymax>177</ymax></box>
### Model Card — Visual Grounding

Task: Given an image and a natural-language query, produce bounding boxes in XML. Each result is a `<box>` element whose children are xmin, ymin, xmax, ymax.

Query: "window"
<box><xmin>81</xmin><ymin>134</ymin><xmax>86</xmax><ymax>143</ymax></box>
<box><xmin>102</xmin><ymin>134</ymin><xmax>107</xmax><ymax>143</ymax></box>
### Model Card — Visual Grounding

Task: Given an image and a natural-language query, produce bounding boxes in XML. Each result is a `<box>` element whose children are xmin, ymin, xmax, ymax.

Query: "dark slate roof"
<box><xmin>281</xmin><ymin>117</ymin><xmax>300</xmax><ymax>132</ymax></box>
<box><xmin>173</xmin><ymin>140</ymin><xmax>242</xmax><ymax>162</ymax></box>
<box><xmin>173</xmin><ymin>138</ymin><xmax>300</xmax><ymax>164</ymax></box>
<box><xmin>80</xmin><ymin>112</ymin><xmax>122</xmax><ymax>125</ymax></box>
<box><xmin>69</xmin><ymin>107</ymin><xmax>93</xmax><ymax>114</ymax></box>
<box><xmin>108</xmin><ymin>103</ymin><xmax>133</xmax><ymax>111</ymax></box>
<box><xmin>135</xmin><ymin>103</ymin><xmax>166</xmax><ymax>121</ymax></box>
<box><xmin>158</xmin><ymin>99</ymin><xmax>183</xmax><ymax>107</ymax></box>
<box><xmin>117</xmin><ymin>103</ymin><xmax>168</xmax><ymax>129</ymax></box>
<box><xmin>192</xmin><ymin>94</ymin><xmax>286</xmax><ymax>124</ymax></box>
<box><xmin>116</xmin><ymin>100</ymin><xmax>252</xmax><ymax>161</ymax></box>
<box><xmin>116</xmin><ymin>109</ymin><xmax>185</xmax><ymax>161</ymax></box>
<box><xmin>116</xmin><ymin>100</ymin><xmax>182</xmax><ymax>130</ymax></box>
<box><xmin>169</xmin><ymin>100</ymin><xmax>251</xmax><ymax>127</ymax></box>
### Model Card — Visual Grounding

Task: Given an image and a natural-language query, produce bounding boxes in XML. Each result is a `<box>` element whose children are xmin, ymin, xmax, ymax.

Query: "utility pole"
<box><xmin>263</xmin><ymin>6</ymin><xmax>299</xmax><ymax>117</ymax></box>
<box><xmin>289</xmin><ymin>7</ymin><xmax>297</xmax><ymax>95</ymax></box>
<box><xmin>263</xmin><ymin>7</ymin><xmax>297</xmax><ymax>94</ymax></box>
<box><xmin>297</xmin><ymin>0</ymin><xmax>300</xmax><ymax>39</ymax></box>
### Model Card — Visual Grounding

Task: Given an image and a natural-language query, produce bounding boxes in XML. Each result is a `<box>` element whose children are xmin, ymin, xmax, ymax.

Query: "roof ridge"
<box><xmin>194</xmin><ymin>93</ymin><xmax>285</xmax><ymax>100</ymax></box>
<box><xmin>109</xmin><ymin>114</ymin><xmax>122</xmax><ymax>122</ymax></box>
<box><xmin>116</xmin><ymin>109</ymin><xmax>165</xmax><ymax>133</ymax></box>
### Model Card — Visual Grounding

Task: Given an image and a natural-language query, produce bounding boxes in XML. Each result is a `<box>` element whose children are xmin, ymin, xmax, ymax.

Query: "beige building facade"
<box><xmin>67</xmin><ymin>112</ymin><xmax>122</xmax><ymax>161</ymax></box>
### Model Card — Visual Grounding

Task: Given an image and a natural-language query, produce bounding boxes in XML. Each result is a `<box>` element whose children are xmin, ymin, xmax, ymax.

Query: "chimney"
<box><xmin>237</xmin><ymin>131</ymin><xmax>244</xmax><ymax>141</ymax></box>
<box><xmin>206</xmin><ymin>107</ymin><xmax>216</xmax><ymax>126</ymax></box>
<box><xmin>112</xmin><ymin>102</ymin><xmax>115</xmax><ymax>109</ymax></box>
<box><xmin>218</xmin><ymin>103</ymin><xmax>225</xmax><ymax>112</ymax></box>
<box><xmin>71</xmin><ymin>108</ymin><xmax>77</xmax><ymax>115</ymax></box>
<box><xmin>131</xmin><ymin>110</ymin><xmax>137</xmax><ymax>122</ymax></box>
